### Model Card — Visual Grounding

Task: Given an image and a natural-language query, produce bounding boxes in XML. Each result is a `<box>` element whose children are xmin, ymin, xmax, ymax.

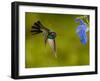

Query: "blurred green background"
<box><xmin>25</xmin><ymin>12</ymin><xmax>89</xmax><ymax>68</ymax></box>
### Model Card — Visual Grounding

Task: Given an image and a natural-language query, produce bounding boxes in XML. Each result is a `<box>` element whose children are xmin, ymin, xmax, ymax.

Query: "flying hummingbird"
<box><xmin>31</xmin><ymin>21</ymin><xmax>57</xmax><ymax>57</ymax></box>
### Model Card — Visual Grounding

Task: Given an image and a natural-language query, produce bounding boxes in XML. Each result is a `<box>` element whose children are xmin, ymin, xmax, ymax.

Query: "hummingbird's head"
<box><xmin>48</xmin><ymin>32</ymin><xmax>56</xmax><ymax>39</ymax></box>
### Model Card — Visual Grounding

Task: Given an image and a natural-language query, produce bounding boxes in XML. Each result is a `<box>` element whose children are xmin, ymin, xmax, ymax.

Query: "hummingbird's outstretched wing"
<box><xmin>37</xmin><ymin>21</ymin><xmax>50</xmax><ymax>46</ymax></box>
<box><xmin>31</xmin><ymin>21</ymin><xmax>50</xmax><ymax>45</ymax></box>
<box><xmin>31</xmin><ymin>22</ymin><xmax>42</xmax><ymax>35</ymax></box>
<box><xmin>31</xmin><ymin>21</ymin><xmax>57</xmax><ymax>57</ymax></box>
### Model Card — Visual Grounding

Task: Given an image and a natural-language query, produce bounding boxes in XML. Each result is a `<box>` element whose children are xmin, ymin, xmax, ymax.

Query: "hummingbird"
<box><xmin>75</xmin><ymin>18</ymin><xmax>89</xmax><ymax>45</ymax></box>
<box><xmin>31</xmin><ymin>21</ymin><xmax>57</xmax><ymax>57</ymax></box>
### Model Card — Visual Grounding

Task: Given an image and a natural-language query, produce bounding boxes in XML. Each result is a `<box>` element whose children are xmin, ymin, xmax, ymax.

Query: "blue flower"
<box><xmin>75</xmin><ymin>18</ymin><xmax>89</xmax><ymax>45</ymax></box>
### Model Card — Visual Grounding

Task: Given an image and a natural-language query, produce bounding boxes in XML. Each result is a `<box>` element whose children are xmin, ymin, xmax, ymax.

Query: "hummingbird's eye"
<box><xmin>51</xmin><ymin>32</ymin><xmax>56</xmax><ymax>37</ymax></box>
<box><xmin>48</xmin><ymin>32</ymin><xmax>56</xmax><ymax>39</ymax></box>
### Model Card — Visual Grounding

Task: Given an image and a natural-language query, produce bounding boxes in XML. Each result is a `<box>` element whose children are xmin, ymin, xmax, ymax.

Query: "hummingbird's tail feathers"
<box><xmin>54</xmin><ymin>52</ymin><xmax>57</xmax><ymax>58</ymax></box>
